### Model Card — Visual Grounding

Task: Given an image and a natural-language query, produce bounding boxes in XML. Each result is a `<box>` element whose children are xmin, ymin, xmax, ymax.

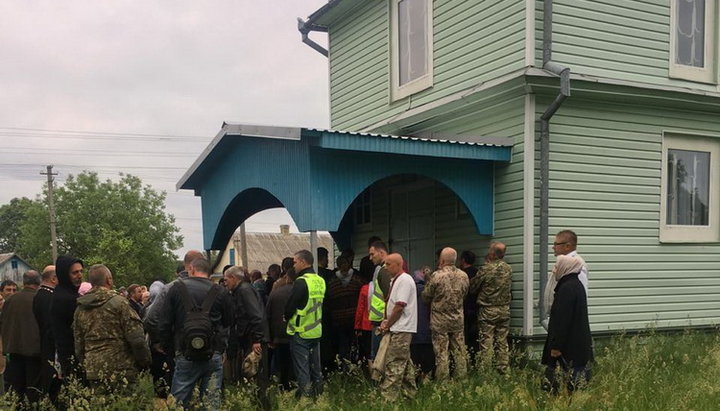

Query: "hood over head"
<box><xmin>76</xmin><ymin>287</ymin><xmax>116</xmax><ymax>310</ymax></box>
<box><xmin>55</xmin><ymin>255</ymin><xmax>84</xmax><ymax>292</ymax></box>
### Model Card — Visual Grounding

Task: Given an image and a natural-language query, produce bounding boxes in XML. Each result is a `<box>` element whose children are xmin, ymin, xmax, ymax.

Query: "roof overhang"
<box><xmin>305</xmin><ymin>0</ymin><xmax>360</xmax><ymax>28</ymax></box>
<box><xmin>177</xmin><ymin>123</ymin><xmax>512</xmax><ymax>191</ymax></box>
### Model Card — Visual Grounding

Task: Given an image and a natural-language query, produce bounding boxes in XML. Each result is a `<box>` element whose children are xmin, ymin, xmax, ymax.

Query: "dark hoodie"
<box><xmin>51</xmin><ymin>255</ymin><xmax>83</xmax><ymax>377</ymax></box>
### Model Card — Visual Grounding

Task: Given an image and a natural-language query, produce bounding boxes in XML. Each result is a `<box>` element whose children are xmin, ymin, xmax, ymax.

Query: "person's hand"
<box><xmin>252</xmin><ymin>343</ymin><xmax>262</xmax><ymax>354</ymax></box>
<box><xmin>550</xmin><ymin>349</ymin><xmax>562</xmax><ymax>358</ymax></box>
<box><xmin>152</xmin><ymin>343</ymin><xmax>166</xmax><ymax>355</ymax></box>
<box><xmin>379</xmin><ymin>320</ymin><xmax>389</xmax><ymax>333</ymax></box>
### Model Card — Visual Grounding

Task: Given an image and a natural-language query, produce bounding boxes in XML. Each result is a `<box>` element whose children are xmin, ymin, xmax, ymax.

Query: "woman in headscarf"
<box><xmin>541</xmin><ymin>255</ymin><xmax>593</xmax><ymax>394</ymax></box>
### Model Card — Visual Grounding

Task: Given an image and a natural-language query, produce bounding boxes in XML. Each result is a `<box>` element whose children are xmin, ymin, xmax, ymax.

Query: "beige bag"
<box><xmin>242</xmin><ymin>350</ymin><xmax>261</xmax><ymax>378</ymax></box>
<box><xmin>370</xmin><ymin>333</ymin><xmax>390</xmax><ymax>382</ymax></box>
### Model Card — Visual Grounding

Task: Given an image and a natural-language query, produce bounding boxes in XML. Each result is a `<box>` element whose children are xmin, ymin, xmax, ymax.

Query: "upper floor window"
<box><xmin>391</xmin><ymin>0</ymin><xmax>434</xmax><ymax>100</ymax></box>
<box><xmin>670</xmin><ymin>0</ymin><xmax>716</xmax><ymax>83</ymax></box>
<box><xmin>660</xmin><ymin>133</ymin><xmax>720</xmax><ymax>242</ymax></box>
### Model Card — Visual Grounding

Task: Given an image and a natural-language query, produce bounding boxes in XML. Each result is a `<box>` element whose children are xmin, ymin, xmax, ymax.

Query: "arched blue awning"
<box><xmin>178</xmin><ymin>124</ymin><xmax>512</xmax><ymax>250</ymax></box>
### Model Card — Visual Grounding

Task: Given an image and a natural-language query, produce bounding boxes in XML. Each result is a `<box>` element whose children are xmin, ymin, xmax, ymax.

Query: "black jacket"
<box><xmin>33</xmin><ymin>284</ymin><xmax>55</xmax><ymax>361</ymax></box>
<box><xmin>227</xmin><ymin>282</ymin><xmax>267</xmax><ymax>355</ymax></box>
<box><xmin>51</xmin><ymin>255</ymin><xmax>83</xmax><ymax>376</ymax></box>
<box><xmin>266</xmin><ymin>282</ymin><xmax>293</xmax><ymax>345</ymax></box>
<box><xmin>156</xmin><ymin>276</ymin><xmax>233</xmax><ymax>356</ymax></box>
<box><xmin>542</xmin><ymin>273</ymin><xmax>593</xmax><ymax>367</ymax></box>
<box><xmin>284</xmin><ymin>267</ymin><xmax>315</xmax><ymax>322</ymax></box>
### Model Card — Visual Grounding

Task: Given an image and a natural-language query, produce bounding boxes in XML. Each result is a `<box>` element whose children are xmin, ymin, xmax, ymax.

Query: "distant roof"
<box><xmin>236</xmin><ymin>231</ymin><xmax>334</xmax><ymax>273</ymax></box>
<box><xmin>0</xmin><ymin>252</ymin><xmax>33</xmax><ymax>270</ymax></box>
<box><xmin>177</xmin><ymin>124</ymin><xmax>512</xmax><ymax>191</ymax></box>
<box><xmin>0</xmin><ymin>253</ymin><xmax>15</xmax><ymax>265</ymax></box>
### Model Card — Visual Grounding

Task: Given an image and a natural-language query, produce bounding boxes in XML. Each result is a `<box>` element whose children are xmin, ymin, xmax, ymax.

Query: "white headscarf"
<box><xmin>542</xmin><ymin>254</ymin><xmax>586</xmax><ymax>329</ymax></box>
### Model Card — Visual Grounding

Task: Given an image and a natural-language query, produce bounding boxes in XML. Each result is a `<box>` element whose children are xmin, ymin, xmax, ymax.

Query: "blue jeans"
<box><xmin>289</xmin><ymin>335</ymin><xmax>322</xmax><ymax>398</ymax></box>
<box><xmin>370</xmin><ymin>324</ymin><xmax>382</xmax><ymax>359</ymax></box>
<box><xmin>172</xmin><ymin>353</ymin><xmax>223</xmax><ymax>409</ymax></box>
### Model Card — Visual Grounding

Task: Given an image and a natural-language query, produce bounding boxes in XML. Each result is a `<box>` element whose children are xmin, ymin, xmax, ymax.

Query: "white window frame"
<box><xmin>390</xmin><ymin>0</ymin><xmax>434</xmax><ymax>101</ymax></box>
<box><xmin>660</xmin><ymin>133</ymin><xmax>720</xmax><ymax>242</ymax></box>
<box><xmin>669</xmin><ymin>0</ymin><xmax>716</xmax><ymax>83</ymax></box>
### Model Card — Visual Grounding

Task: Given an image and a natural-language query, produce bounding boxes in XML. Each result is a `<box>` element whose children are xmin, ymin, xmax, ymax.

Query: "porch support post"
<box><xmin>310</xmin><ymin>230</ymin><xmax>318</xmax><ymax>273</ymax></box>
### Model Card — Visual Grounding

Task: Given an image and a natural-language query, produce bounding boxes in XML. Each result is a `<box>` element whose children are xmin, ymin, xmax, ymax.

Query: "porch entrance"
<box><xmin>390</xmin><ymin>184</ymin><xmax>436</xmax><ymax>273</ymax></box>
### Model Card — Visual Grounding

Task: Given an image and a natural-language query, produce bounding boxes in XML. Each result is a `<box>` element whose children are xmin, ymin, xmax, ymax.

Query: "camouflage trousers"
<box><xmin>477</xmin><ymin>306</ymin><xmax>510</xmax><ymax>372</ymax></box>
<box><xmin>380</xmin><ymin>332</ymin><xmax>417</xmax><ymax>401</ymax></box>
<box><xmin>432</xmin><ymin>330</ymin><xmax>467</xmax><ymax>380</ymax></box>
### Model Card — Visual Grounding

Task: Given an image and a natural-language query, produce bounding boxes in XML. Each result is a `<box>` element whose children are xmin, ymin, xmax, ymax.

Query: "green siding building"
<box><xmin>181</xmin><ymin>0</ymin><xmax>720</xmax><ymax>340</ymax></box>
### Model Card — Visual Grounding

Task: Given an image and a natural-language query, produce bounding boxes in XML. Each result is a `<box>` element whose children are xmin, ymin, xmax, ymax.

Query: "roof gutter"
<box><xmin>539</xmin><ymin>0</ymin><xmax>571</xmax><ymax>330</ymax></box>
<box><xmin>297</xmin><ymin>18</ymin><xmax>328</xmax><ymax>57</ymax></box>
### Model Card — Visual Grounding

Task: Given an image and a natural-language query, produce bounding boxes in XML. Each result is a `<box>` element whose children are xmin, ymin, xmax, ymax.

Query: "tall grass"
<box><xmin>3</xmin><ymin>331</ymin><xmax>719</xmax><ymax>410</ymax></box>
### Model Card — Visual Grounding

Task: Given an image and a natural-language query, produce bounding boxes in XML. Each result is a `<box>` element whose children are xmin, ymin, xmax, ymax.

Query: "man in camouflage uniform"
<box><xmin>74</xmin><ymin>264</ymin><xmax>151</xmax><ymax>390</ymax></box>
<box><xmin>470</xmin><ymin>241</ymin><xmax>512</xmax><ymax>373</ymax></box>
<box><xmin>422</xmin><ymin>247</ymin><xmax>469</xmax><ymax>379</ymax></box>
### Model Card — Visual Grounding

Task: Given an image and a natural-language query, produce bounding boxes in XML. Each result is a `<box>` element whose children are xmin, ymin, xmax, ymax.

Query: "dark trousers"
<box><xmin>356</xmin><ymin>330</ymin><xmax>371</xmax><ymax>364</ymax></box>
<box><xmin>270</xmin><ymin>343</ymin><xmax>294</xmax><ymax>390</ymax></box>
<box><xmin>5</xmin><ymin>354</ymin><xmax>42</xmax><ymax>403</ymax></box>
<box><xmin>543</xmin><ymin>357</ymin><xmax>592</xmax><ymax>394</ymax></box>
<box><xmin>150</xmin><ymin>347</ymin><xmax>174</xmax><ymax>398</ymax></box>
<box><xmin>410</xmin><ymin>343</ymin><xmax>436</xmax><ymax>376</ymax></box>
<box><xmin>331</xmin><ymin>325</ymin><xmax>355</xmax><ymax>366</ymax></box>
<box><xmin>37</xmin><ymin>356</ymin><xmax>60</xmax><ymax>405</ymax></box>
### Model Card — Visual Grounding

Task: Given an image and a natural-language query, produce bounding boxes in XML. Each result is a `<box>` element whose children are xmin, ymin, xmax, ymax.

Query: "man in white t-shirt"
<box><xmin>378</xmin><ymin>253</ymin><xmax>417</xmax><ymax>401</ymax></box>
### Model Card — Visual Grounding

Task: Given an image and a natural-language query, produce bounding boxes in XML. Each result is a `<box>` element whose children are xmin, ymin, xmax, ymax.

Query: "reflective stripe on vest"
<box><xmin>286</xmin><ymin>273</ymin><xmax>325</xmax><ymax>339</ymax></box>
<box><xmin>369</xmin><ymin>274</ymin><xmax>386</xmax><ymax>322</ymax></box>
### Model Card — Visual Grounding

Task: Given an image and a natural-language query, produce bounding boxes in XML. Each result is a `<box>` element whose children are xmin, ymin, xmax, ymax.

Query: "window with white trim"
<box><xmin>390</xmin><ymin>0</ymin><xmax>433</xmax><ymax>100</ymax></box>
<box><xmin>669</xmin><ymin>0</ymin><xmax>716</xmax><ymax>83</ymax></box>
<box><xmin>660</xmin><ymin>134</ymin><xmax>720</xmax><ymax>242</ymax></box>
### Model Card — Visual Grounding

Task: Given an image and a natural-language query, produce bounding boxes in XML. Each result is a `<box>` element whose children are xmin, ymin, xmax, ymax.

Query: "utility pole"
<box><xmin>239</xmin><ymin>222</ymin><xmax>248</xmax><ymax>268</ymax></box>
<box><xmin>40</xmin><ymin>165</ymin><xmax>58</xmax><ymax>263</ymax></box>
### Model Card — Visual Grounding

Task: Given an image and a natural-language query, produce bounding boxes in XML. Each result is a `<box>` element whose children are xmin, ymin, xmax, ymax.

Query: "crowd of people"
<box><xmin>0</xmin><ymin>229</ymin><xmax>592</xmax><ymax>408</ymax></box>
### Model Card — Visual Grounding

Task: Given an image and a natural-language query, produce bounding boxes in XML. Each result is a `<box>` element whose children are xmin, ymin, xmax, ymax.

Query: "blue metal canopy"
<box><xmin>178</xmin><ymin>124</ymin><xmax>512</xmax><ymax>250</ymax></box>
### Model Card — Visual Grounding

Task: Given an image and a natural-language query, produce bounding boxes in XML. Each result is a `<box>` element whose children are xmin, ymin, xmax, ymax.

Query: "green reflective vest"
<box><xmin>369</xmin><ymin>272</ymin><xmax>385</xmax><ymax>322</ymax></box>
<box><xmin>287</xmin><ymin>272</ymin><xmax>325</xmax><ymax>339</ymax></box>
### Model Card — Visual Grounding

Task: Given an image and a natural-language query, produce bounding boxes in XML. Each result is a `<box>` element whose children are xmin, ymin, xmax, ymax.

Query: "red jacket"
<box><xmin>354</xmin><ymin>284</ymin><xmax>372</xmax><ymax>331</ymax></box>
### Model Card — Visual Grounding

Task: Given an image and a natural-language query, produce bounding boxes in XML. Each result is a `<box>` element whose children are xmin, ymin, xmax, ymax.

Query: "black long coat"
<box><xmin>542</xmin><ymin>273</ymin><xmax>593</xmax><ymax>367</ymax></box>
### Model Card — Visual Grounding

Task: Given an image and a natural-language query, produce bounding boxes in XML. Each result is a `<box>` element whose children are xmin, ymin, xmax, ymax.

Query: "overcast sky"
<box><xmin>0</xmin><ymin>1</ymin><xmax>331</xmax><ymax>257</ymax></box>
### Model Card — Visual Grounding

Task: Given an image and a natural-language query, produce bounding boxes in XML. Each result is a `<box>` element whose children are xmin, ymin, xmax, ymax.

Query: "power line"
<box><xmin>0</xmin><ymin>126</ymin><xmax>209</xmax><ymax>139</ymax></box>
<box><xmin>0</xmin><ymin>163</ymin><xmax>187</xmax><ymax>171</ymax></box>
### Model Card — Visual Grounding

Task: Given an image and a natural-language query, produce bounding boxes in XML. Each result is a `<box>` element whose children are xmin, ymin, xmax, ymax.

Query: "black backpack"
<box><xmin>177</xmin><ymin>280</ymin><xmax>221</xmax><ymax>361</ymax></box>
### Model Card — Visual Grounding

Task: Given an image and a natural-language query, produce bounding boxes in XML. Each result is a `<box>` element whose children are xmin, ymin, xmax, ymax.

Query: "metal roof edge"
<box><xmin>176</xmin><ymin>124</ymin><xmax>229</xmax><ymax>191</ymax></box>
<box><xmin>305</xmin><ymin>0</ymin><xmax>364</xmax><ymax>27</ymax></box>
<box><xmin>176</xmin><ymin>124</ymin><xmax>303</xmax><ymax>191</ymax></box>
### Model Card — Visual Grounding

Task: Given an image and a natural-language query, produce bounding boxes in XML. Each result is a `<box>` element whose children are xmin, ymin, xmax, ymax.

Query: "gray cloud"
<box><xmin>0</xmin><ymin>0</ymin><xmax>329</xmax><ymax>257</ymax></box>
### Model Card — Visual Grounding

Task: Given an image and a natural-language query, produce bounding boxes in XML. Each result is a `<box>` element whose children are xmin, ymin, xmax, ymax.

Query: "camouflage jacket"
<box><xmin>73</xmin><ymin>287</ymin><xmax>151</xmax><ymax>381</ymax></box>
<box><xmin>422</xmin><ymin>265</ymin><xmax>469</xmax><ymax>333</ymax></box>
<box><xmin>470</xmin><ymin>260</ymin><xmax>512</xmax><ymax>308</ymax></box>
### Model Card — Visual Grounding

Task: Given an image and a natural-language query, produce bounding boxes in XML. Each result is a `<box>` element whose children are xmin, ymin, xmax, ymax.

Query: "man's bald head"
<box><xmin>439</xmin><ymin>247</ymin><xmax>457</xmax><ymax>267</ymax></box>
<box><xmin>385</xmin><ymin>253</ymin><xmax>404</xmax><ymax>276</ymax></box>
<box><xmin>41</xmin><ymin>265</ymin><xmax>58</xmax><ymax>286</ymax></box>
<box><xmin>183</xmin><ymin>250</ymin><xmax>204</xmax><ymax>271</ymax></box>
<box><xmin>487</xmin><ymin>241</ymin><xmax>507</xmax><ymax>261</ymax></box>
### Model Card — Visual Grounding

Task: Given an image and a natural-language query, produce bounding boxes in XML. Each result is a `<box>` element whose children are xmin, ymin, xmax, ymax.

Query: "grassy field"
<box><xmin>3</xmin><ymin>330</ymin><xmax>719</xmax><ymax>410</ymax></box>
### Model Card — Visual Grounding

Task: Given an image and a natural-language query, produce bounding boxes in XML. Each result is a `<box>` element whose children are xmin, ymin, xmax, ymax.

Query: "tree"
<box><xmin>14</xmin><ymin>172</ymin><xmax>183</xmax><ymax>286</ymax></box>
<box><xmin>0</xmin><ymin>197</ymin><xmax>37</xmax><ymax>253</ymax></box>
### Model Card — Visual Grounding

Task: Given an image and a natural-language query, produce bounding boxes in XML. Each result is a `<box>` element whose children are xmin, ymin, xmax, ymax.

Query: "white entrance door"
<box><xmin>390</xmin><ymin>185</ymin><xmax>435</xmax><ymax>273</ymax></box>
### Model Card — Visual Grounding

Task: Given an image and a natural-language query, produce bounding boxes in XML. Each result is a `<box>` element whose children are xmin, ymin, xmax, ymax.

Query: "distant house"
<box><xmin>216</xmin><ymin>225</ymin><xmax>334</xmax><ymax>274</ymax></box>
<box><xmin>0</xmin><ymin>253</ymin><xmax>34</xmax><ymax>283</ymax></box>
